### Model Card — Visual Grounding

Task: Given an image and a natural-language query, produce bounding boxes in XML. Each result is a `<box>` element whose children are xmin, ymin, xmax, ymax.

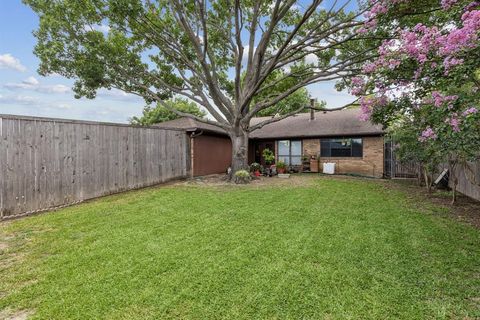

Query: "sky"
<box><xmin>0</xmin><ymin>1</ymin><xmax>356</xmax><ymax>124</ymax></box>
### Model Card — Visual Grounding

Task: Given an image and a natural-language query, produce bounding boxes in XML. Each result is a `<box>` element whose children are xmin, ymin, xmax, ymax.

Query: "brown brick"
<box><xmin>318</xmin><ymin>136</ymin><xmax>384</xmax><ymax>178</ymax></box>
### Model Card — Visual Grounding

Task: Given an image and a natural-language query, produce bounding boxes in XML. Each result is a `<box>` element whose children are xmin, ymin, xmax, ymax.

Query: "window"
<box><xmin>320</xmin><ymin>138</ymin><xmax>363</xmax><ymax>157</ymax></box>
<box><xmin>277</xmin><ymin>140</ymin><xmax>302</xmax><ymax>165</ymax></box>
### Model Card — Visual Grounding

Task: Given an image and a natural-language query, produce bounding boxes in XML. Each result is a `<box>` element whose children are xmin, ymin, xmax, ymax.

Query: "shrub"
<box><xmin>262</xmin><ymin>148</ymin><xmax>275</xmax><ymax>165</ymax></box>
<box><xmin>276</xmin><ymin>161</ymin><xmax>286</xmax><ymax>170</ymax></box>
<box><xmin>234</xmin><ymin>170</ymin><xmax>251</xmax><ymax>184</ymax></box>
<box><xmin>250</xmin><ymin>162</ymin><xmax>261</xmax><ymax>172</ymax></box>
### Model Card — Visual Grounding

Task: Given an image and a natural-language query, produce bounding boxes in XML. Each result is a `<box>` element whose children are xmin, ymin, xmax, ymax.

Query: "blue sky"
<box><xmin>0</xmin><ymin>1</ymin><xmax>355</xmax><ymax>123</ymax></box>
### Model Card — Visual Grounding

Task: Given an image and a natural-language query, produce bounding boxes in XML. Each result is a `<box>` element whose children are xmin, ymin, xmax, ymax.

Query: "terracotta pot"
<box><xmin>277</xmin><ymin>168</ymin><xmax>286</xmax><ymax>174</ymax></box>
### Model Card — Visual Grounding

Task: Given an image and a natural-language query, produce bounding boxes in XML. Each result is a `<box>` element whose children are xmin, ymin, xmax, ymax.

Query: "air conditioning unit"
<box><xmin>323</xmin><ymin>162</ymin><xmax>335</xmax><ymax>174</ymax></box>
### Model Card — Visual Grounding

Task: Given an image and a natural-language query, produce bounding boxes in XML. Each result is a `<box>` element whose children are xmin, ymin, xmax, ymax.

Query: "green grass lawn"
<box><xmin>1</xmin><ymin>176</ymin><xmax>479</xmax><ymax>319</ymax></box>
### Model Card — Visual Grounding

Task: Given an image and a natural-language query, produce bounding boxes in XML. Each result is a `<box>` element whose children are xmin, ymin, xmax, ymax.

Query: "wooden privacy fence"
<box><xmin>0</xmin><ymin>114</ymin><xmax>190</xmax><ymax>219</ymax></box>
<box><xmin>441</xmin><ymin>161</ymin><xmax>480</xmax><ymax>202</ymax></box>
<box><xmin>384</xmin><ymin>141</ymin><xmax>419</xmax><ymax>179</ymax></box>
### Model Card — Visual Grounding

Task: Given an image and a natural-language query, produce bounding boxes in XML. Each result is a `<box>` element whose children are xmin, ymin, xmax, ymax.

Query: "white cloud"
<box><xmin>4</xmin><ymin>76</ymin><xmax>70</xmax><ymax>94</ymax></box>
<box><xmin>97</xmin><ymin>88</ymin><xmax>141</xmax><ymax>102</ymax></box>
<box><xmin>305</xmin><ymin>53</ymin><xmax>318</xmax><ymax>65</ymax></box>
<box><xmin>23</xmin><ymin>76</ymin><xmax>40</xmax><ymax>86</ymax></box>
<box><xmin>45</xmin><ymin>72</ymin><xmax>63</xmax><ymax>78</ymax></box>
<box><xmin>307</xmin><ymin>82</ymin><xmax>356</xmax><ymax>109</ymax></box>
<box><xmin>83</xmin><ymin>24</ymin><xmax>110</xmax><ymax>33</ymax></box>
<box><xmin>42</xmin><ymin>84</ymin><xmax>70</xmax><ymax>94</ymax></box>
<box><xmin>0</xmin><ymin>94</ymin><xmax>39</xmax><ymax>105</ymax></box>
<box><xmin>4</xmin><ymin>82</ymin><xmax>30</xmax><ymax>90</ymax></box>
<box><xmin>52</xmin><ymin>103</ymin><xmax>72</xmax><ymax>110</ymax></box>
<box><xmin>0</xmin><ymin>54</ymin><xmax>27</xmax><ymax>72</ymax></box>
<box><xmin>96</xmin><ymin>25</ymin><xmax>111</xmax><ymax>33</ymax></box>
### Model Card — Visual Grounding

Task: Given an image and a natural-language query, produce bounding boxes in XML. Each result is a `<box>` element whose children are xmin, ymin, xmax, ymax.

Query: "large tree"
<box><xmin>348</xmin><ymin>0</ymin><xmax>480</xmax><ymax>201</ymax></box>
<box><xmin>25</xmin><ymin>0</ymin><xmax>374</xmax><ymax>175</ymax></box>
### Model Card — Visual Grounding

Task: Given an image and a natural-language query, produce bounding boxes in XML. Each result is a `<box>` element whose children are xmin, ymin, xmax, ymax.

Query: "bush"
<box><xmin>234</xmin><ymin>170</ymin><xmax>251</xmax><ymax>184</ymax></box>
<box><xmin>250</xmin><ymin>162</ymin><xmax>261</xmax><ymax>172</ymax></box>
<box><xmin>276</xmin><ymin>161</ymin><xmax>286</xmax><ymax>170</ymax></box>
<box><xmin>262</xmin><ymin>148</ymin><xmax>275</xmax><ymax>165</ymax></box>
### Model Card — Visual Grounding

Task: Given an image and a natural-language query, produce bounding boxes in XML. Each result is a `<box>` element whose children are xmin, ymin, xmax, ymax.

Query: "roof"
<box><xmin>153</xmin><ymin>117</ymin><xmax>226</xmax><ymax>135</ymax></box>
<box><xmin>249</xmin><ymin>108</ymin><xmax>384</xmax><ymax>139</ymax></box>
<box><xmin>154</xmin><ymin>108</ymin><xmax>384</xmax><ymax>138</ymax></box>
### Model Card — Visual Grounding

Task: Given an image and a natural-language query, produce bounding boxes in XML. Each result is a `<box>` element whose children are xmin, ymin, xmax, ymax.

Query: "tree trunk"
<box><xmin>417</xmin><ymin>164</ymin><xmax>423</xmax><ymax>186</ymax></box>
<box><xmin>449</xmin><ymin>159</ymin><xmax>458</xmax><ymax>205</ymax></box>
<box><xmin>229</xmin><ymin>127</ymin><xmax>249</xmax><ymax>179</ymax></box>
<box><xmin>423</xmin><ymin>167</ymin><xmax>432</xmax><ymax>193</ymax></box>
<box><xmin>451</xmin><ymin>180</ymin><xmax>457</xmax><ymax>205</ymax></box>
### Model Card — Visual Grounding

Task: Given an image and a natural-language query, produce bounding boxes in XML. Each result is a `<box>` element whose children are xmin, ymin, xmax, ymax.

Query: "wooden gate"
<box><xmin>384</xmin><ymin>141</ymin><xmax>419</xmax><ymax>179</ymax></box>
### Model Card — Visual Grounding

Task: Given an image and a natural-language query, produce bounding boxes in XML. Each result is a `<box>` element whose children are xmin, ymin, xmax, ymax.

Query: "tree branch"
<box><xmin>248</xmin><ymin>105</ymin><xmax>307</xmax><ymax>132</ymax></box>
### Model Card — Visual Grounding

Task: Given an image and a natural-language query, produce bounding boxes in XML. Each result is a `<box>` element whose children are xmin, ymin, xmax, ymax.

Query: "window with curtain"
<box><xmin>320</xmin><ymin>138</ymin><xmax>363</xmax><ymax>157</ymax></box>
<box><xmin>277</xmin><ymin>140</ymin><xmax>302</xmax><ymax>165</ymax></box>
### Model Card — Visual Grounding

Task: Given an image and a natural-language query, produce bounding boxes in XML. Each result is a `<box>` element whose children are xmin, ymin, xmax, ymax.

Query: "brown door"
<box><xmin>193</xmin><ymin>134</ymin><xmax>232</xmax><ymax>176</ymax></box>
<box><xmin>254</xmin><ymin>140</ymin><xmax>275</xmax><ymax>166</ymax></box>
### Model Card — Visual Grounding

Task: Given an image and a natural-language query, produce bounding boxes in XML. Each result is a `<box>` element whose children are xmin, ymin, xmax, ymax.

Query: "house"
<box><xmin>155</xmin><ymin>108</ymin><xmax>385</xmax><ymax>177</ymax></box>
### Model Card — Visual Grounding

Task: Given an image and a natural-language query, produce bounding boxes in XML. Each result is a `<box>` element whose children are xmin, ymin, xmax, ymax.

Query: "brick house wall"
<box><xmin>301</xmin><ymin>136</ymin><xmax>384</xmax><ymax>178</ymax></box>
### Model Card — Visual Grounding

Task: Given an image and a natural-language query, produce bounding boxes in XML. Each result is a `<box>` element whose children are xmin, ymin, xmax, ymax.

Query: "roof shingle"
<box><xmin>154</xmin><ymin>108</ymin><xmax>384</xmax><ymax>138</ymax></box>
<box><xmin>249</xmin><ymin>109</ymin><xmax>383</xmax><ymax>139</ymax></box>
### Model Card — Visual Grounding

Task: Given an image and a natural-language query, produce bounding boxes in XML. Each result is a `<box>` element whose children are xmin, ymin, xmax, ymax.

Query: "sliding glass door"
<box><xmin>277</xmin><ymin>140</ymin><xmax>302</xmax><ymax>165</ymax></box>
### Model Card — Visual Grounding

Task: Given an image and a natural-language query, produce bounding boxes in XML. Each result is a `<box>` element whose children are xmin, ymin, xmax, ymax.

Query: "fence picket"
<box><xmin>0</xmin><ymin>114</ymin><xmax>188</xmax><ymax>219</ymax></box>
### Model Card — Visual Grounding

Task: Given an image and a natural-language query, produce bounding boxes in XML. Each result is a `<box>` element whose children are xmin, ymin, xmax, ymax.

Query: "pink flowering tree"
<box><xmin>349</xmin><ymin>0</ymin><xmax>480</xmax><ymax>202</ymax></box>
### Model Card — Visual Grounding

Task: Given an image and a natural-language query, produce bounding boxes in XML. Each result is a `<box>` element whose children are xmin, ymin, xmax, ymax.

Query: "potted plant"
<box><xmin>262</xmin><ymin>148</ymin><xmax>275</xmax><ymax>165</ymax></box>
<box><xmin>301</xmin><ymin>155</ymin><xmax>310</xmax><ymax>172</ymax></box>
<box><xmin>276</xmin><ymin>161</ymin><xmax>287</xmax><ymax>174</ymax></box>
<box><xmin>250</xmin><ymin>162</ymin><xmax>261</xmax><ymax>177</ymax></box>
<box><xmin>262</xmin><ymin>148</ymin><xmax>275</xmax><ymax>176</ymax></box>
<box><xmin>234</xmin><ymin>169</ymin><xmax>251</xmax><ymax>184</ymax></box>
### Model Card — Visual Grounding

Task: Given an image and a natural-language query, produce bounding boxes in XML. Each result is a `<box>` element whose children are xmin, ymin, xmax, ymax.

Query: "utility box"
<box><xmin>323</xmin><ymin>162</ymin><xmax>335</xmax><ymax>174</ymax></box>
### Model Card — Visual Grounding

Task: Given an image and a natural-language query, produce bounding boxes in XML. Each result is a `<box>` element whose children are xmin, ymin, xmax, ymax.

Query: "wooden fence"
<box><xmin>442</xmin><ymin>161</ymin><xmax>480</xmax><ymax>202</ymax></box>
<box><xmin>0</xmin><ymin>114</ymin><xmax>190</xmax><ymax>219</ymax></box>
<box><xmin>384</xmin><ymin>141</ymin><xmax>419</xmax><ymax>179</ymax></box>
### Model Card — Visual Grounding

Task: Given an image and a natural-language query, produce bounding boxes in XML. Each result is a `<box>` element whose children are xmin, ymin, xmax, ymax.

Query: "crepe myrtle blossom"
<box><xmin>359</xmin><ymin>0</ymin><xmax>408</xmax><ymax>33</ymax></box>
<box><xmin>446</xmin><ymin>114</ymin><xmax>462</xmax><ymax>132</ymax></box>
<box><xmin>443</xmin><ymin>57</ymin><xmax>464</xmax><ymax>74</ymax></box>
<box><xmin>441</xmin><ymin>0</ymin><xmax>459</xmax><ymax>9</ymax></box>
<box><xmin>419</xmin><ymin>127</ymin><xmax>438</xmax><ymax>142</ymax></box>
<box><xmin>359</xmin><ymin>95</ymin><xmax>389</xmax><ymax>121</ymax></box>
<box><xmin>465</xmin><ymin>1</ymin><xmax>480</xmax><ymax>10</ymax></box>
<box><xmin>431</xmin><ymin>91</ymin><xmax>458</xmax><ymax>108</ymax></box>
<box><xmin>359</xmin><ymin>97</ymin><xmax>374</xmax><ymax>121</ymax></box>
<box><xmin>350</xmin><ymin>77</ymin><xmax>366</xmax><ymax>95</ymax></box>
<box><xmin>361</xmin><ymin>3</ymin><xmax>480</xmax><ymax>76</ymax></box>
<box><xmin>462</xmin><ymin>106</ymin><xmax>478</xmax><ymax>115</ymax></box>
<box><xmin>357</xmin><ymin>0</ymin><xmax>480</xmax><ymax>124</ymax></box>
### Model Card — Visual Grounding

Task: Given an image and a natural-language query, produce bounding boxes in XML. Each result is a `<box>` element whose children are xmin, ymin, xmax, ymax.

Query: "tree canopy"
<box><xmin>25</xmin><ymin>0</ymin><xmax>371</xmax><ymax>126</ymax></box>
<box><xmin>350</xmin><ymin>0</ymin><xmax>480</xmax><ymax>201</ymax></box>
<box><xmin>255</xmin><ymin>88</ymin><xmax>312</xmax><ymax>117</ymax></box>
<box><xmin>130</xmin><ymin>98</ymin><xmax>206</xmax><ymax>125</ymax></box>
<box><xmin>24</xmin><ymin>0</ymin><xmax>380</xmax><ymax>172</ymax></box>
